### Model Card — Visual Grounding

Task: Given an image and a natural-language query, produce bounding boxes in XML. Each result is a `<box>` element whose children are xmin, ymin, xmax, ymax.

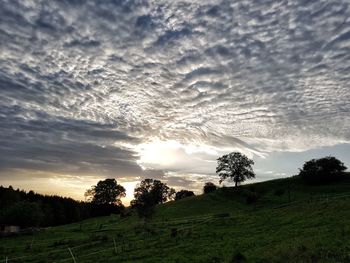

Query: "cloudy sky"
<box><xmin>1</xmin><ymin>0</ymin><xmax>350</xmax><ymax>204</ymax></box>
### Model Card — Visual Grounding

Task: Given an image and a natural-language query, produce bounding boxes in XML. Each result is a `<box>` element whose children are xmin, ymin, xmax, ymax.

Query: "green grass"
<box><xmin>2</xmin><ymin>176</ymin><xmax>350</xmax><ymax>262</ymax></box>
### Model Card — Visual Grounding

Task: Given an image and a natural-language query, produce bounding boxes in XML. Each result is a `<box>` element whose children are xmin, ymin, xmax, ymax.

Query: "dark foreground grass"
<box><xmin>2</xmin><ymin>176</ymin><xmax>350</xmax><ymax>262</ymax></box>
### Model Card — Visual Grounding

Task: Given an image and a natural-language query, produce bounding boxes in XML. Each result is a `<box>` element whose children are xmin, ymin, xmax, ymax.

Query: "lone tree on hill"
<box><xmin>298</xmin><ymin>156</ymin><xmax>347</xmax><ymax>184</ymax></box>
<box><xmin>85</xmin><ymin>178</ymin><xmax>126</xmax><ymax>205</ymax></box>
<box><xmin>216</xmin><ymin>152</ymin><xmax>255</xmax><ymax>187</ymax></box>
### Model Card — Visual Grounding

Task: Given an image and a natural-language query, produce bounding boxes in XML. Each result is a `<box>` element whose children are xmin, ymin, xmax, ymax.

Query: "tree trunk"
<box><xmin>235</xmin><ymin>181</ymin><xmax>238</xmax><ymax>187</ymax></box>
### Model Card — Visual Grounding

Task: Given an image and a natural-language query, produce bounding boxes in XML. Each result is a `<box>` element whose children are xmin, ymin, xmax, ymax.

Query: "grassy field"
<box><xmin>2</xmin><ymin>176</ymin><xmax>350</xmax><ymax>262</ymax></box>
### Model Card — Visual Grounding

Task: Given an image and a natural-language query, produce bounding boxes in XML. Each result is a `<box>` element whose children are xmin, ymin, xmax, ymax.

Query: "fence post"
<box><xmin>113</xmin><ymin>238</ymin><xmax>117</xmax><ymax>254</ymax></box>
<box><xmin>68</xmin><ymin>247</ymin><xmax>77</xmax><ymax>263</ymax></box>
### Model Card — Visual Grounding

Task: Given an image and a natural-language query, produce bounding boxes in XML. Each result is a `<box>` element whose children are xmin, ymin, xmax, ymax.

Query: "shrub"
<box><xmin>203</xmin><ymin>182</ymin><xmax>217</xmax><ymax>194</ymax></box>
<box><xmin>175</xmin><ymin>190</ymin><xmax>195</xmax><ymax>201</ymax></box>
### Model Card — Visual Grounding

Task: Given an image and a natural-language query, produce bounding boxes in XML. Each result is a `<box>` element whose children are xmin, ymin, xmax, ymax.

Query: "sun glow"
<box><xmin>121</xmin><ymin>181</ymin><xmax>138</xmax><ymax>206</ymax></box>
<box><xmin>137</xmin><ymin>140</ymin><xmax>182</xmax><ymax>168</ymax></box>
<box><xmin>134</xmin><ymin>139</ymin><xmax>220</xmax><ymax>174</ymax></box>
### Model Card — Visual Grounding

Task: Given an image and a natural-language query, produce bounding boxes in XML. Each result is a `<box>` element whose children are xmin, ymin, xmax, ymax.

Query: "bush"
<box><xmin>175</xmin><ymin>190</ymin><xmax>195</xmax><ymax>201</ymax></box>
<box><xmin>203</xmin><ymin>182</ymin><xmax>217</xmax><ymax>194</ymax></box>
<box><xmin>298</xmin><ymin>156</ymin><xmax>347</xmax><ymax>185</ymax></box>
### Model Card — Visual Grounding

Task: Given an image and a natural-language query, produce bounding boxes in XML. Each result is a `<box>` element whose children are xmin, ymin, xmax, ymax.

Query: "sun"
<box><xmin>137</xmin><ymin>140</ymin><xmax>181</xmax><ymax>168</ymax></box>
<box><xmin>120</xmin><ymin>181</ymin><xmax>138</xmax><ymax>206</ymax></box>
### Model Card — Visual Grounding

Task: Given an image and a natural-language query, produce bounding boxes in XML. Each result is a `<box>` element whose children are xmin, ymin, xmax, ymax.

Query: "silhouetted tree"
<box><xmin>86</xmin><ymin>178</ymin><xmax>126</xmax><ymax>205</ymax></box>
<box><xmin>131</xmin><ymin>179</ymin><xmax>172</xmax><ymax>221</ymax></box>
<box><xmin>298</xmin><ymin>156</ymin><xmax>347</xmax><ymax>184</ymax></box>
<box><xmin>216</xmin><ymin>152</ymin><xmax>255</xmax><ymax>187</ymax></box>
<box><xmin>175</xmin><ymin>190</ymin><xmax>195</xmax><ymax>200</ymax></box>
<box><xmin>203</xmin><ymin>182</ymin><xmax>217</xmax><ymax>194</ymax></box>
<box><xmin>134</xmin><ymin>179</ymin><xmax>170</xmax><ymax>205</ymax></box>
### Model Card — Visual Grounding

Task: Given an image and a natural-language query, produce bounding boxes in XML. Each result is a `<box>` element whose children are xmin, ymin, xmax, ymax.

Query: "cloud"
<box><xmin>0</xmin><ymin>106</ymin><xmax>143</xmax><ymax>176</ymax></box>
<box><xmin>0</xmin><ymin>0</ymin><xmax>350</xmax><ymax>195</ymax></box>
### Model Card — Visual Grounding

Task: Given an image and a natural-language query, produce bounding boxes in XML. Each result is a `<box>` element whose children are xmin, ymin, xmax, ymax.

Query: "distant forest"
<box><xmin>0</xmin><ymin>186</ymin><xmax>123</xmax><ymax>228</ymax></box>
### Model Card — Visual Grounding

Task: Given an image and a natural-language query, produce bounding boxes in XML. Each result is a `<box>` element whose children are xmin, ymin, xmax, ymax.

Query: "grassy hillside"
<box><xmin>2</xmin><ymin>176</ymin><xmax>350</xmax><ymax>263</ymax></box>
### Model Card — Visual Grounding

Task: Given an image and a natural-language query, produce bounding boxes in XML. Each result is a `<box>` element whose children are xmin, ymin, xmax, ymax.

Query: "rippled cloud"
<box><xmin>1</xmin><ymin>0</ymin><xmax>350</xmax><ymax>196</ymax></box>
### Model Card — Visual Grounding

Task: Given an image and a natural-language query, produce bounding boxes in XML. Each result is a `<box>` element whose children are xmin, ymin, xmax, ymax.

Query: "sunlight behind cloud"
<box><xmin>137</xmin><ymin>140</ymin><xmax>183</xmax><ymax>168</ymax></box>
<box><xmin>136</xmin><ymin>139</ymin><xmax>221</xmax><ymax>173</ymax></box>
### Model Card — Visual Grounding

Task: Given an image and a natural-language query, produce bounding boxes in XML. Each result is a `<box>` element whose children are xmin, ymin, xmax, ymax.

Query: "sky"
<box><xmin>1</xmin><ymin>0</ymin><xmax>350</xmax><ymax>205</ymax></box>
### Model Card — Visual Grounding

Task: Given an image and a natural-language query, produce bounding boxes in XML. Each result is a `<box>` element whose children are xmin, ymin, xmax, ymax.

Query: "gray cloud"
<box><xmin>0</xmin><ymin>105</ymin><xmax>144</xmax><ymax>176</ymax></box>
<box><xmin>0</xmin><ymin>0</ymin><xmax>350</xmax><ymax>192</ymax></box>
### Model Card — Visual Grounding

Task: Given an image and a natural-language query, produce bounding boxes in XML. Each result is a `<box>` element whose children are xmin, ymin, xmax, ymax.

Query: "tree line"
<box><xmin>1</xmin><ymin>152</ymin><xmax>347</xmax><ymax>228</ymax></box>
<box><xmin>0</xmin><ymin>186</ymin><xmax>123</xmax><ymax>228</ymax></box>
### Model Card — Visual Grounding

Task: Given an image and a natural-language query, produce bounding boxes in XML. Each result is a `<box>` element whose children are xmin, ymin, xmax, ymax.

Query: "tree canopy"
<box><xmin>86</xmin><ymin>178</ymin><xmax>126</xmax><ymax>205</ymax></box>
<box><xmin>216</xmin><ymin>152</ymin><xmax>255</xmax><ymax>187</ymax></box>
<box><xmin>131</xmin><ymin>179</ymin><xmax>173</xmax><ymax>219</ymax></box>
<box><xmin>175</xmin><ymin>190</ymin><xmax>195</xmax><ymax>201</ymax></box>
<box><xmin>203</xmin><ymin>182</ymin><xmax>217</xmax><ymax>194</ymax></box>
<box><xmin>132</xmin><ymin>179</ymin><xmax>172</xmax><ymax>206</ymax></box>
<box><xmin>298</xmin><ymin>156</ymin><xmax>347</xmax><ymax>184</ymax></box>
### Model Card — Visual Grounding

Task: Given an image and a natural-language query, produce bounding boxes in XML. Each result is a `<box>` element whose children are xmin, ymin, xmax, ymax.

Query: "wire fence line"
<box><xmin>1</xmin><ymin>213</ymin><xmax>220</xmax><ymax>262</ymax></box>
<box><xmin>1</xmin><ymin>214</ymin><xmax>211</xmax><ymax>250</ymax></box>
<box><xmin>55</xmin><ymin>217</ymin><xmax>223</xmax><ymax>263</ymax></box>
<box><xmin>1</xmin><ymin>214</ymin><xmax>215</xmax><ymax>260</ymax></box>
